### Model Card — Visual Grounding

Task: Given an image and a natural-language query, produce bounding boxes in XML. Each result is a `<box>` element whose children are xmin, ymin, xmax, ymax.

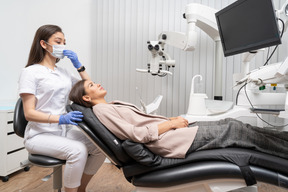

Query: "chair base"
<box><xmin>135</xmin><ymin>179</ymin><xmax>258</xmax><ymax>192</ymax></box>
<box><xmin>53</xmin><ymin>166</ymin><xmax>63</xmax><ymax>191</ymax></box>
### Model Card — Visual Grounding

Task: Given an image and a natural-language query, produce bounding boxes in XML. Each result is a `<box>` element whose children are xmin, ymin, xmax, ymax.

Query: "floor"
<box><xmin>0</xmin><ymin>163</ymin><xmax>287</xmax><ymax>192</ymax></box>
<box><xmin>0</xmin><ymin>163</ymin><xmax>135</xmax><ymax>192</ymax></box>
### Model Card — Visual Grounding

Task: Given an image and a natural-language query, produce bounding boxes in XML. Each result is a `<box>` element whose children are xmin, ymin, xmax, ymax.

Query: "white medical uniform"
<box><xmin>18</xmin><ymin>64</ymin><xmax>105</xmax><ymax>188</ymax></box>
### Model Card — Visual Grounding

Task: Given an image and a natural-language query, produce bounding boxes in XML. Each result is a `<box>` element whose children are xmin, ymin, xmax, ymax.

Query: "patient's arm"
<box><xmin>158</xmin><ymin>116</ymin><xmax>189</xmax><ymax>135</ymax></box>
<box><xmin>94</xmin><ymin>105</ymin><xmax>159</xmax><ymax>143</ymax></box>
<box><xmin>94</xmin><ymin>105</ymin><xmax>188</xmax><ymax>143</ymax></box>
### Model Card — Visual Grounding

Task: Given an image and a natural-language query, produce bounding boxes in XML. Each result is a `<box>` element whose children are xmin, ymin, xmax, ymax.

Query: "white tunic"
<box><xmin>18</xmin><ymin>64</ymin><xmax>78</xmax><ymax>140</ymax></box>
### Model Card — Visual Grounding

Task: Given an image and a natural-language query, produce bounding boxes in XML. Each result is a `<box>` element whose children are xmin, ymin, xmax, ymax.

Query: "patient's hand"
<box><xmin>158</xmin><ymin>116</ymin><xmax>189</xmax><ymax>135</ymax></box>
<box><xmin>171</xmin><ymin>116</ymin><xmax>189</xmax><ymax>129</ymax></box>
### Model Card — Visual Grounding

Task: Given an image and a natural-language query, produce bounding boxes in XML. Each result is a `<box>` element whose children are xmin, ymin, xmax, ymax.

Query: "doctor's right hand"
<box><xmin>63</xmin><ymin>50</ymin><xmax>82</xmax><ymax>69</ymax></box>
<box><xmin>59</xmin><ymin>111</ymin><xmax>83</xmax><ymax>125</ymax></box>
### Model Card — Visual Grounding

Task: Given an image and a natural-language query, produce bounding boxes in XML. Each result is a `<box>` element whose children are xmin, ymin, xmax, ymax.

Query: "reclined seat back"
<box><xmin>68</xmin><ymin>103</ymin><xmax>133</xmax><ymax>167</ymax></box>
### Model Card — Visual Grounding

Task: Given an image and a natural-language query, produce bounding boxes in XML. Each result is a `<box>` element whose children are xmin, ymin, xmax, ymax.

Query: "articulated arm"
<box><xmin>235</xmin><ymin>57</ymin><xmax>288</xmax><ymax>119</ymax></box>
<box><xmin>236</xmin><ymin>57</ymin><xmax>288</xmax><ymax>87</ymax></box>
<box><xmin>136</xmin><ymin>3</ymin><xmax>219</xmax><ymax>76</ymax></box>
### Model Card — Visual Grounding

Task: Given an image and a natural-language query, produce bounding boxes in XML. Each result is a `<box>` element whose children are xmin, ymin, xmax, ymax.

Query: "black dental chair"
<box><xmin>13</xmin><ymin>98</ymin><xmax>66</xmax><ymax>192</ymax></box>
<box><xmin>68</xmin><ymin>103</ymin><xmax>288</xmax><ymax>192</ymax></box>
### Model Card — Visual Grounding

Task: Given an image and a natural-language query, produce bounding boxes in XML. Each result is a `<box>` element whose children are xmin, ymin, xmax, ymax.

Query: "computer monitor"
<box><xmin>215</xmin><ymin>0</ymin><xmax>281</xmax><ymax>57</ymax></box>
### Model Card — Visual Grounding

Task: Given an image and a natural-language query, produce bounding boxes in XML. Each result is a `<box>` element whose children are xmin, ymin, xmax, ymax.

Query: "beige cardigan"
<box><xmin>93</xmin><ymin>100</ymin><xmax>198</xmax><ymax>158</ymax></box>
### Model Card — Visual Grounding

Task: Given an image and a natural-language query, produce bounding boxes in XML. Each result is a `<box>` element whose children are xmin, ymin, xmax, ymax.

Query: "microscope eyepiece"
<box><xmin>154</xmin><ymin>44</ymin><xmax>160</xmax><ymax>51</ymax></box>
<box><xmin>148</xmin><ymin>44</ymin><xmax>153</xmax><ymax>50</ymax></box>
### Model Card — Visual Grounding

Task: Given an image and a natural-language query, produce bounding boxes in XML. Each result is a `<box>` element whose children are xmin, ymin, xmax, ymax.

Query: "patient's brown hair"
<box><xmin>69</xmin><ymin>79</ymin><xmax>93</xmax><ymax>108</ymax></box>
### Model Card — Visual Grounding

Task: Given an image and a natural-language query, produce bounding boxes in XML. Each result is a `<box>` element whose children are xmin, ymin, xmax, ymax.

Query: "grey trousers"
<box><xmin>187</xmin><ymin>118</ymin><xmax>288</xmax><ymax>159</ymax></box>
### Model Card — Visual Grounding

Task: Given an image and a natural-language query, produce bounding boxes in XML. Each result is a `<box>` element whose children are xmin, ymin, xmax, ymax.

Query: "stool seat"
<box><xmin>13</xmin><ymin>98</ymin><xmax>65</xmax><ymax>191</ymax></box>
<box><xmin>29</xmin><ymin>154</ymin><xmax>66</xmax><ymax>167</ymax></box>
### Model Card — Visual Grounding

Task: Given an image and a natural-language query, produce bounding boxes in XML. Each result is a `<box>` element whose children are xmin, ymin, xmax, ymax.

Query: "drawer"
<box><xmin>6</xmin><ymin>149</ymin><xmax>28</xmax><ymax>174</ymax></box>
<box><xmin>6</xmin><ymin>112</ymin><xmax>14</xmax><ymax>133</ymax></box>
<box><xmin>7</xmin><ymin>134</ymin><xmax>24</xmax><ymax>152</ymax></box>
<box><xmin>7</xmin><ymin>112</ymin><xmax>14</xmax><ymax>122</ymax></box>
<box><xmin>6</xmin><ymin>123</ymin><xmax>14</xmax><ymax>133</ymax></box>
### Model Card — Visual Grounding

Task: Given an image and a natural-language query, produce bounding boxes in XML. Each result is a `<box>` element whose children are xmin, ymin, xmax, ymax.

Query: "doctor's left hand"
<box><xmin>59</xmin><ymin>111</ymin><xmax>83</xmax><ymax>126</ymax></box>
<box><xmin>63</xmin><ymin>50</ymin><xmax>82</xmax><ymax>69</ymax></box>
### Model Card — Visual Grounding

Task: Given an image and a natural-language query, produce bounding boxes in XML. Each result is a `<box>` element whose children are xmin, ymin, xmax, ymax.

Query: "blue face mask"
<box><xmin>45</xmin><ymin>41</ymin><xmax>66</xmax><ymax>59</ymax></box>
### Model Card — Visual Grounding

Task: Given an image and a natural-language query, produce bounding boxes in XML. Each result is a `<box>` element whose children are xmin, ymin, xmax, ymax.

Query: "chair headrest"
<box><xmin>13</xmin><ymin>98</ymin><xmax>28</xmax><ymax>138</ymax></box>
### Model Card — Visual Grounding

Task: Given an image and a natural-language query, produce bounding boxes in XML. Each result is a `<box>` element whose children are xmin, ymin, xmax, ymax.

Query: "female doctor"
<box><xmin>18</xmin><ymin>25</ymin><xmax>105</xmax><ymax>192</ymax></box>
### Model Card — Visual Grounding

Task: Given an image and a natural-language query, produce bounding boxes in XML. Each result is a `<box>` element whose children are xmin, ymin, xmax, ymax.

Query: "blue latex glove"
<box><xmin>59</xmin><ymin>111</ymin><xmax>83</xmax><ymax>125</ymax></box>
<box><xmin>63</xmin><ymin>50</ymin><xmax>82</xmax><ymax>69</ymax></box>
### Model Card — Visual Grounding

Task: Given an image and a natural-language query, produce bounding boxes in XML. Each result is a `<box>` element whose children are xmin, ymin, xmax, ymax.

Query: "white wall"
<box><xmin>92</xmin><ymin>0</ymin><xmax>288</xmax><ymax>120</ymax></box>
<box><xmin>0</xmin><ymin>0</ymin><xmax>93</xmax><ymax>103</ymax></box>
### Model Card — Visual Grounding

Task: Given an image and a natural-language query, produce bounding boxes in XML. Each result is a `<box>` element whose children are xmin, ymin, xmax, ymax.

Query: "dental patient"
<box><xmin>69</xmin><ymin>79</ymin><xmax>288</xmax><ymax>159</ymax></box>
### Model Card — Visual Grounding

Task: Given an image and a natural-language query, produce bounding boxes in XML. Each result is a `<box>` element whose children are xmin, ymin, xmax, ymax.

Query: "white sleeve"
<box><xmin>18</xmin><ymin>68</ymin><xmax>36</xmax><ymax>96</ymax></box>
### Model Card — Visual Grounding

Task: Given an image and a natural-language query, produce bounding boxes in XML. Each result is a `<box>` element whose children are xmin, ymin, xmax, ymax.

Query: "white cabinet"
<box><xmin>0</xmin><ymin>107</ymin><xmax>28</xmax><ymax>182</ymax></box>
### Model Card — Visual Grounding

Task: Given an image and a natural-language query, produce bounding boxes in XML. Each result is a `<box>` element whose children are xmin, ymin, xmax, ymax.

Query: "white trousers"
<box><xmin>24</xmin><ymin>126</ymin><xmax>106</xmax><ymax>188</ymax></box>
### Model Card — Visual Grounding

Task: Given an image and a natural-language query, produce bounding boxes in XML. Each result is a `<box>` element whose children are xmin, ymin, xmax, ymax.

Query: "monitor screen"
<box><xmin>215</xmin><ymin>0</ymin><xmax>281</xmax><ymax>57</ymax></box>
